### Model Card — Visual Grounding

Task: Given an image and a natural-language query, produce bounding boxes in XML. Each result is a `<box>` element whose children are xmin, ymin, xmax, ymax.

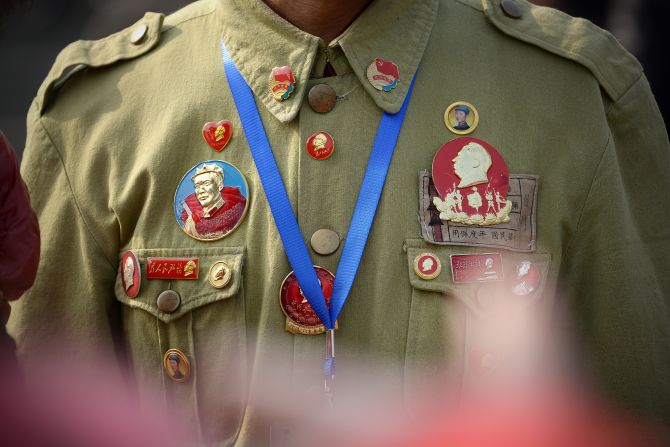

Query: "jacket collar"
<box><xmin>216</xmin><ymin>0</ymin><xmax>438</xmax><ymax>123</ymax></box>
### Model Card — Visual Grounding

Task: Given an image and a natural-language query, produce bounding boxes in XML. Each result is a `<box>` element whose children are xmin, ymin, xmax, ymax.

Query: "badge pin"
<box><xmin>511</xmin><ymin>260</ymin><xmax>541</xmax><ymax>296</ymax></box>
<box><xmin>450</xmin><ymin>253</ymin><xmax>503</xmax><ymax>284</ymax></box>
<box><xmin>279</xmin><ymin>266</ymin><xmax>338</xmax><ymax>335</ymax></box>
<box><xmin>306</xmin><ymin>131</ymin><xmax>335</xmax><ymax>160</ymax></box>
<box><xmin>269</xmin><ymin>66</ymin><xmax>296</xmax><ymax>101</ymax></box>
<box><xmin>120</xmin><ymin>251</ymin><xmax>141</xmax><ymax>298</ymax></box>
<box><xmin>163</xmin><ymin>349</ymin><xmax>190</xmax><ymax>383</ymax></box>
<box><xmin>174</xmin><ymin>160</ymin><xmax>250</xmax><ymax>241</ymax></box>
<box><xmin>208</xmin><ymin>260</ymin><xmax>233</xmax><ymax>289</ymax></box>
<box><xmin>413</xmin><ymin>252</ymin><xmax>442</xmax><ymax>280</ymax></box>
<box><xmin>445</xmin><ymin>102</ymin><xmax>479</xmax><ymax>135</ymax></box>
<box><xmin>366</xmin><ymin>58</ymin><xmax>399</xmax><ymax>92</ymax></box>
<box><xmin>147</xmin><ymin>257</ymin><xmax>199</xmax><ymax>280</ymax></box>
<box><xmin>202</xmin><ymin>120</ymin><xmax>233</xmax><ymax>151</ymax></box>
<box><xmin>432</xmin><ymin>137</ymin><xmax>512</xmax><ymax>226</ymax></box>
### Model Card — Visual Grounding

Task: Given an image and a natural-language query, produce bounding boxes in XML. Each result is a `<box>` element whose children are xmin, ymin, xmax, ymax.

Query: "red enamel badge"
<box><xmin>146</xmin><ymin>257</ymin><xmax>199</xmax><ymax>280</ymax></box>
<box><xmin>270</xmin><ymin>66</ymin><xmax>296</xmax><ymax>101</ymax></box>
<box><xmin>511</xmin><ymin>261</ymin><xmax>541</xmax><ymax>296</ymax></box>
<box><xmin>432</xmin><ymin>137</ymin><xmax>511</xmax><ymax>226</ymax></box>
<box><xmin>280</xmin><ymin>266</ymin><xmax>335</xmax><ymax>335</ymax></box>
<box><xmin>306</xmin><ymin>131</ymin><xmax>334</xmax><ymax>160</ymax></box>
<box><xmin>120</xmin><ymin>251</ymin><xmax>141</xmax><ymax>298</ymax></box>
<box><xmin>413</xmin><ymin>252</ymin><xmax>441</xmax><ymax>280</ymax></box>
<box><xmin>202</xmin><ymin>120</ymin><xmax>233</xmax><ymax>151</ymax></box>
<box><xmin>450</xmin><ymin>253</ymin><xmax>503</xmax><ymax>284</ymax></box>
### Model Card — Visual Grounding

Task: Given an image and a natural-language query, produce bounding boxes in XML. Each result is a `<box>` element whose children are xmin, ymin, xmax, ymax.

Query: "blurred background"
<box><xmin>1</xmin><ymin>0</ymin><xmax>668</xmax><ymax>160</ymax></box>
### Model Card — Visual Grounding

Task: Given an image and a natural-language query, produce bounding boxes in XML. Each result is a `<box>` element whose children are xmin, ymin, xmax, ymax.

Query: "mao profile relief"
<box><xmin>432</xmin><ymin>137</ymin><xmax>512</xmax><ymax>226</ymax></box>
<box><xmin>174</xmin><ymin>161</ymin><xmax>249</xmax><ymax>241</ymax></box>
<box><xmin>445</xmin><ymin>101</ymin><xmax>479</xmax><ymax>135</ymax></box>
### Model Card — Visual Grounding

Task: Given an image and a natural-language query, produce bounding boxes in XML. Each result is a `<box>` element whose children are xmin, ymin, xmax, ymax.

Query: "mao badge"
<box><xmin>269</xmin><ymin>66</ymin><xmax>296</xmax><ymax>101</ymax></box>
<box><xmin>120</xmin><ymin>251</ymin><xmax>141</xmax><ymax>298</ymax></box>
<box><xmin>432</xmin><ymin>137</ymin><xmax>512</xmax><ymax>226</ymax></box>
<box><xmin>280</xmin><ymin>266</ymin><xmax>336</xmax><ymax>335</ymax></box>
<box><xmin>202</xmin><ymin>120</ymin><xmax>233</xmax><ymax>151</ymax></box>
<box><xmin>174</xmin><ymin>161</ymin><xmax>249</xmax><ymax>241</ymax></box>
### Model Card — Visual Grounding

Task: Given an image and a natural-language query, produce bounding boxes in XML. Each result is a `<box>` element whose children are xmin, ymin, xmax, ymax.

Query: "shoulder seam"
<box><xmin>38</xmin><ymin>118</ymin><xmax>117</xmax><ymax>271</ymax></box>
<box><xmin>564</xmin><ymin>132</ymin><xmax>612</xmax><ymax>260</ymax></box>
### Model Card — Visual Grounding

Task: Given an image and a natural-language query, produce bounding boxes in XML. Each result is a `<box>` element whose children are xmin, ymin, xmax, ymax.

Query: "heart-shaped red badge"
<box><xmin>202</xmin><ymin>120</ymin><xmax>233</xmax><ymax>151</ymax></box>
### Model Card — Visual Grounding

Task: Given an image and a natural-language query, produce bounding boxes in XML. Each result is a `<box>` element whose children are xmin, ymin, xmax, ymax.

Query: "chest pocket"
<box><xmin>403</xmin><ymin>238</ymin><xmax>552</xmax><ymax>390</ymax></box>
<box><xmin>113</xmin><ymin>245</ymin><xmax>246</xmax><ymax>444</ymax></box>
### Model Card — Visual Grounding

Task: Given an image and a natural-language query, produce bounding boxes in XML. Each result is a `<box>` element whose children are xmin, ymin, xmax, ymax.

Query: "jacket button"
<box><xmin>130</xmin><ymin>23</ymin><xmax>148</xmax><ymax>44</ymax></box>
<box><xmin>308</xmin><ymin>84</ymin><xmax>336</xmax><ymax>113</ymax></box>
<box><xmin>310</xmin><ymin>229</ymin><xmax>340</xmax><ymax>255</ymax></box>
<box><xmin>157</xmin><ymin>290</ymin><xmax>181</xmax><ymax>313</ymax></box>
<box><xmin>501</xmin><ymin>0</ymin><xmax>523</xmax><ymax>18</ymax></box>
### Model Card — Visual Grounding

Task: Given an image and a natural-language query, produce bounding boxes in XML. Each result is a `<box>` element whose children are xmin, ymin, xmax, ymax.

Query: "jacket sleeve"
<box><xmin>7</xmin><ymin>102</ymin><xmax>122</xmax><ymax>375</ymax></box>
<box><xmin>563</xmin><ymin>74</ymin><xmax>670</xmax><ymax>424</ymax></box>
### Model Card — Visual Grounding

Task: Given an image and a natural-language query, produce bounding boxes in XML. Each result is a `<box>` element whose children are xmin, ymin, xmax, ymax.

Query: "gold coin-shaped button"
<box><xmin>156</xmin><ymin>290</ymin><xmax>181</xmax><ymax>313</ymax></box>
<box><xmin>208</xmin><ymin>260</ymin><xmax>233</xmax><ymax>289</ymax></box>
<box><xmin>310</xmin><ymin>229</ymin><xmax>340</xmax><ymax>255</ymax></box>
<box><xmin>308</xmin><ymin>84</ymin><xmax>336</xmax><ymax>113</ymax></box>
<box><xmin>163</xmin><ymin>349</ymin><xmax>190</xmax><ymax>383</ymax></box>
<box><xmin>130</xmin><ymin>23</ymin><xmax>148</xmax><ymax>44</ymax></box>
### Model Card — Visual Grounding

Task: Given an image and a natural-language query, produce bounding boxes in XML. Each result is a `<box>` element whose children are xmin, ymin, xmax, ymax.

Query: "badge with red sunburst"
<box><xmin>280</xmin><ymin>266</ymin><xmax>338</xmax><ymax>335</ymax></box>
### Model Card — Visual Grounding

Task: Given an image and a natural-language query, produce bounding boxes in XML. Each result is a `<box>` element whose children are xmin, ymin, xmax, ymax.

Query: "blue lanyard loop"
<box><xmin>221</xmin><ymin>40</ymin><xmax>414</xmax><ymax>332</ymax></box>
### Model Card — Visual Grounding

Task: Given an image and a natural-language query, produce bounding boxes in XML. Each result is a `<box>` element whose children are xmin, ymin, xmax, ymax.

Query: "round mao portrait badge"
<box><xmin>413</xmin><ymin>252</ymin><xmax>442</xmax><ymax>280</ymax></box>
<box><xmin>174</xmin><ymin>160</ymin><xmax>249</xmax><ymax>241</ymax></box>
<box><xmin>280</xmin><ymin>266</ymin><xmax>335</xmax><ymax>335</ymax></box>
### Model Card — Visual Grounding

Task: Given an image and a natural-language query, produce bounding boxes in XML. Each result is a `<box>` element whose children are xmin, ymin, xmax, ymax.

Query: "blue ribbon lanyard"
<box><xmin>221</xmin><ymin>40</ymin><xmax>414</xmax><ymax>381</ymax></box>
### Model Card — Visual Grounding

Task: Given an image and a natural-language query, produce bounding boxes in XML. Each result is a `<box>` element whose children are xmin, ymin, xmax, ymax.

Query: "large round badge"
<box><xmin>432</xmin><ymin>137</ymin><xmax>511</xmax><ymax>226</ymax></box>
<box><xmin>120</xmin><ymin>251</ymin><xmax>141</xmax><ymax>298</ymax></box>
<box><xmin>280</xmin><ymin>266</ymin><xmax>334</xmax><ymax>335</ymax></box>
<box><xmin>174</xmin><ymin>160</ymin><xmax>249</xmax><ymax>241</ymax></box>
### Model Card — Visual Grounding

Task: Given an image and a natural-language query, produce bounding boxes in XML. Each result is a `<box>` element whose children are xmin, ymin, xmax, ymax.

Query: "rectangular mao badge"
<box><xmin>146</xmin><ymin>257</ymin><xmax>199</xmax><ymax>280</ymax></box>
<box><xmin>450</xmin><ymin>253</ymin><xmax>503</xmax><ymax>284</ymax></box>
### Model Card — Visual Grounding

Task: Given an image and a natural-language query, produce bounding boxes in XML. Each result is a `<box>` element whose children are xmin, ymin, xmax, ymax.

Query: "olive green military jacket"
<box><xmin>10</xmin><ymin>0</ymin><xmax>670</xmax><ymax>444</ymax></box>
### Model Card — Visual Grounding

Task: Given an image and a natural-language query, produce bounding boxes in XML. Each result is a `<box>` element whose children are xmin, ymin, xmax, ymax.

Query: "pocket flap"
<box><xmin>114</xmin><ymin>246</ymin><xmax>245</xmax><ymax>323</ymax></box>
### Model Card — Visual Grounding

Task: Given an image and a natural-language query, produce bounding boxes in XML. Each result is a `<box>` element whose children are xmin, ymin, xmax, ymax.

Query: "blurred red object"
<box><xmin>0</xmin><ymin>130</ymin><xmax>39</xmax><ymax>318</ymax></box>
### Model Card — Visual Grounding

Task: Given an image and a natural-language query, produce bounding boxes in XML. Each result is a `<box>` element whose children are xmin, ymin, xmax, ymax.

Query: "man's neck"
<box><xmin>262</xmin><ymin>0</ymin><xmax>373</xmax><ymax>44</ymax></box>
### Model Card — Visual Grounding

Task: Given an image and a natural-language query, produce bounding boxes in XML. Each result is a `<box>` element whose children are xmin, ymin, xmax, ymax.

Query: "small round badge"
<box><xmin>279</xmin><ymin>266</ymin><xmax>334</xmax><ymax>335</ymax></box>
<box><xmin>269</xmin><ymin>66</ymin><xmax>296</xmax><ymax>101</ymax></box>
<box><xmin>306</xmin><ymin>131</ymin><xmax>335</xmax><ymax>160</ymax></box>
<box><xmin>208</xmin><ymin>260</ymin><xmax>233</xmax><ymax>289</ymax></box>
<box><xmin>120</xmin><ymin>251</ymin><xmax>141</xmax><ymax>298</ymax></box>
<box><xmin>174</xmin><ymin>160</ymin><xmax>249</xmax><ymax>241</ymax></box>
<box><xmin>413</xmin><ymin>252</ymin><xmax>442</xmax><ymax>280</ymax></box>
<box><xmin>444</xmin><ymin>102</ymin><xmax>479</xmax><ymax>135</ymax></box>
<box><xmin>366</xmin><ymin>58</ymin><xmax>400</xmax><ymax>92</ymax></box>
<box><xmin>163</xmin><ymin>349</ymin><xmax>190</xmax><ymax>383</ymax></box>
<box><xmin>511</xmin><ymin>260</ymin><xmax>541</xmax><ymax>296</ymax></box>
<box><xmin>202</xmin><ymin>120</ymin><xmax>233</xmax><ymax>152</ymax></box>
